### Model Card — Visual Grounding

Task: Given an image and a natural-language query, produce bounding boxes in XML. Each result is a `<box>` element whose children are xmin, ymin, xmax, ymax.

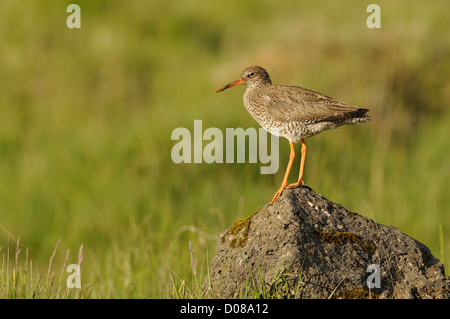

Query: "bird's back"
<box><xmin>243</xmin><ymin>84</ymin><xmax>371</xmax><ymax>142</ymax></box>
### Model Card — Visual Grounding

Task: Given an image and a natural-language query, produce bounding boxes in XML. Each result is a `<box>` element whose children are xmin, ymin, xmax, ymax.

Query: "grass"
<box><xmin>0</xmin><ymin>236</ymin><xmax>98</xmax><ymax>298</ymax></box>
<box><xmin>238</xmin><ymin>258</ymin><xmax>305</xmax><ymax>299</ymax></box>
<box><xmin>0</xmin><ymin>0</ymin><xmax>449</xmax><ymax>298</ymax></box>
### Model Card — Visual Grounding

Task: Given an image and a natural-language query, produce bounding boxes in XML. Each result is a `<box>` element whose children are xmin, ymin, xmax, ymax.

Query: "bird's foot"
<box><xmin>269</xmin><ymin>187</ymin><xmax>286</xmax><ymax>205</ymax></box>
<box><xmin>286</xmin><ymin>180</ymin><xmax>304</xmax><ymax>189</ymax></box>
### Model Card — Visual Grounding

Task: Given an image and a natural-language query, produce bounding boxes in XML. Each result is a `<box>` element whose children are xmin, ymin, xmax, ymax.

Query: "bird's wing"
<box><xmin>264</xmin><ymin>85</ymin><xmax>368</xmax><ymax>123</ymax></box>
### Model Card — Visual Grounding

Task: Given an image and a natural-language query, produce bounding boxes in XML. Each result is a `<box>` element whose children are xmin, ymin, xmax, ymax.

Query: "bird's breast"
<box><xmin>243</xmin><ymin>88</ymin><xmax>270</xmax><ymax>121</ymax></box>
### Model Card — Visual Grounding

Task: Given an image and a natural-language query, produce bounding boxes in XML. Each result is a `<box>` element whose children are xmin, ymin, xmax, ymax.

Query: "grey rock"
<box><xmin>204</xmin><ymin>186</ymin><xmax>449</xmax><ymax>299</ymax></box>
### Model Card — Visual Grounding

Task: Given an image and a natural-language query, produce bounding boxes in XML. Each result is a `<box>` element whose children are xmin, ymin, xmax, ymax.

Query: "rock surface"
<box><xmin>204</xmin><ymin>186</ymin><xmax>449</xmax><ymax>299</ymax></box>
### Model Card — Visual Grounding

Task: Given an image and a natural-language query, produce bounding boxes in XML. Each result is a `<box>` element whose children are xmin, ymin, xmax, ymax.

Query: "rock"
<box><xmin>204</xmin><ymin>186</ymin><xmax>449</xmax><ymax>299</ymax></box>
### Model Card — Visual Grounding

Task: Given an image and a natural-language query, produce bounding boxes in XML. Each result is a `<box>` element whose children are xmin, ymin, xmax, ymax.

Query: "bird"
<box><xmin>216</xmin><ymin>66</ymin><xmax>371</xmax><ymax>205</ymax></box>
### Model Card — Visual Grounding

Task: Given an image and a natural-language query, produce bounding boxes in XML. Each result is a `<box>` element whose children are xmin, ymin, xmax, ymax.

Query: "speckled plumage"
<box><xmin>216</xmin><ymin>65</ymin><xmax>371</xmax><ymax>205</ymax></box>
<box><xmin>238</xmin><ymin>66</ymin><xmax>371</xmax><ymax>142</ymax></box>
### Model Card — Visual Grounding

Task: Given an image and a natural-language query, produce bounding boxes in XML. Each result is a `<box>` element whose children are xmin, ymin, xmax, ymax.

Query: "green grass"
<box><xmin>0</xmin><ymin>0</ymin><xmax>449</xmax><ymax>298</ymax></box>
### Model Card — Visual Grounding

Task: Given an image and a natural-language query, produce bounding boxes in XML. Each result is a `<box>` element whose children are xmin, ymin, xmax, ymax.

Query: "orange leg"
<box><xmin>287</xmin><ymin>139</ymin><xmax>307</xmax><ymax>189</ymax></box>
<box><xmin>269</xmin><ymin>142</ymin><xmax>295</xmax><ymax>205</ymax></box>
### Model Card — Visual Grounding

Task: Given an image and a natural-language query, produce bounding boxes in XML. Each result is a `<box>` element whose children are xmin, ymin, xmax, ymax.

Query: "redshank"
<box><xmin>216</xmin><ymin>66</ymin><xmax>371</xmax><ymax>205</ymax></box>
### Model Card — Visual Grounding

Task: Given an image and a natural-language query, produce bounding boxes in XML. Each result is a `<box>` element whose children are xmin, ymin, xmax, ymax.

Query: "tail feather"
<box><xmin>318</xmin><ymin>108</ymin><xmax>371</xmax><ymax>123</ymax></box>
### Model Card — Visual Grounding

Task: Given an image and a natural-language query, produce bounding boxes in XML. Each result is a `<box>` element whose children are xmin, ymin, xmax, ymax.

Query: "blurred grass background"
<box><xmin>0</xmin><ymin>0</ymin><xmax>449</xmax><ymax>298</ymax></box>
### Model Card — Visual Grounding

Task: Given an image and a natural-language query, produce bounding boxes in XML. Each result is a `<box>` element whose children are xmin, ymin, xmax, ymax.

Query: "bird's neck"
<box><xmin>246</xmin><ymin>81</ymin><xmax>271</xmax><ymax>91</ymax></box>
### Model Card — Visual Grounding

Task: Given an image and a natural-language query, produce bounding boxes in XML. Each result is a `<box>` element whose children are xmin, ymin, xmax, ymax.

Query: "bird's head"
<box><xmin>216</xmin><ymin>66</ymin><xmax>272</xmax><ymax>92</ymax></box>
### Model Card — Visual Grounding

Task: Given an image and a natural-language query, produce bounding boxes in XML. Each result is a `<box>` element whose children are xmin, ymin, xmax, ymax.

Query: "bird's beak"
<box><xmin>216</xmin><ymin>78</ymin><xmax>244</xmax><ymax>93</ymax></box>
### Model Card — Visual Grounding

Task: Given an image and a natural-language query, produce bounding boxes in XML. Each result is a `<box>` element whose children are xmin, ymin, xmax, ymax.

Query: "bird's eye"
<box><xmin>248</xmin><ymin>72</ymin><xmax>255</xmax><ymax>77</ymax></box>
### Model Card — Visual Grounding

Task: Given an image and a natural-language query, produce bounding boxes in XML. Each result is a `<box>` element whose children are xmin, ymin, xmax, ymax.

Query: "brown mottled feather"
<box><xmin>217</xmin><ymin>65</ymin><xmax>371</xmax><ymax>143</ymax></box>
<box><xmin>263</xmin><ymin>84</ymin><xmax>369</xmax><ymax>124</ymax></box>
